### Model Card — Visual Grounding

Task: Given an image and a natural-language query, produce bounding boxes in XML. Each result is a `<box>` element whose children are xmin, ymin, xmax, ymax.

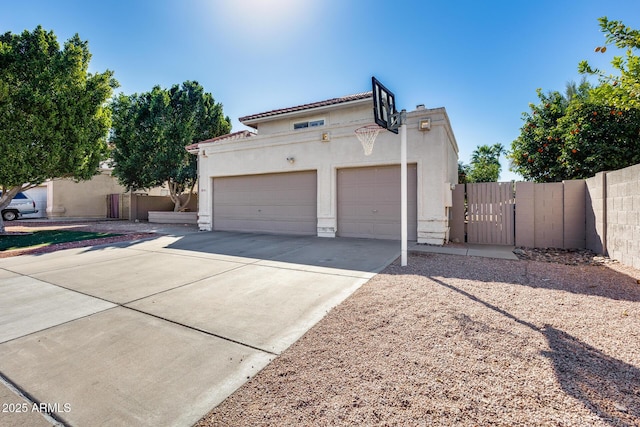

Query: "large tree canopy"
<box><xmin>0</xmin><ymin>26</ymin><xmax>117</xmax><ymax>232</ymax></box>
<box><xmin>110</xmin><ymin>81</ymin><xmax>230</xmax><ymax>211</ymax></box>
<box><xmin>579</xmin><ymin>17</ymin><xmax>640</xmax><ymax>110</ymax></box>
<box><xmin>509</xmin><ymin>87</ymin><xmax>640</xmax><ymax>182</ymax></box>
<box><xmin>510</xmin><ymin>17</ymin><xmax>640</xmax><ymax>182</ymax></box>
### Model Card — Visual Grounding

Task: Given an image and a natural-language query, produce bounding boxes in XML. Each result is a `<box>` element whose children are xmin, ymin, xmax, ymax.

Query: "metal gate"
<box><xmin>464</xmin><ymin>182</ymin><xmax>515</xmax><ymax>245</ymax></box>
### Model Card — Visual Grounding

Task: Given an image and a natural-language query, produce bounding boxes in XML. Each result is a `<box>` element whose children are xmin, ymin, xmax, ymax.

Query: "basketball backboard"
<box><xmin>372</xmin><ymin>76</ymin><xmax>399</xmax><ymax>134</ymax></box>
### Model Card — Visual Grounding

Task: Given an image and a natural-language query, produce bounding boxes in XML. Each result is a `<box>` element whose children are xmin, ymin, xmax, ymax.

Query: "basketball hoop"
<box><xmin>355</xmin><ymin>124</ymin><xmax>383</xmax><ymax>156</ymax></box>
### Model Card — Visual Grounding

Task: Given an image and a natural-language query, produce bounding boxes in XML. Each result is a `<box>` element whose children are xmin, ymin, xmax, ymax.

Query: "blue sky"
<box><xmin>4</xmin><ymin>0</ymin><xmax>640</xmax><ymax>181</ymax></box>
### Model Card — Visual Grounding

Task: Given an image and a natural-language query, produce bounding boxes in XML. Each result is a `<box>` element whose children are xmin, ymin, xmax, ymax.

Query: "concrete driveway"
<box><xmin>0</xmin><ymin>230</ymin><xmax>398</xmax><ymax>426</ymax></box>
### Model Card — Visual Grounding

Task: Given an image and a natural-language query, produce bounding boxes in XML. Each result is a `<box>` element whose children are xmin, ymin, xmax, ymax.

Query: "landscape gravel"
<box><xmin>197</xmin><ymin>253</ymin><xmax>640</xmax><ymax>426</ymax></box>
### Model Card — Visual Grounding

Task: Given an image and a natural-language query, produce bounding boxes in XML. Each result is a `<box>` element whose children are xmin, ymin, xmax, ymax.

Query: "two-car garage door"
<box><xmin>212</xmin><ymin>165</ymin><xmax>417</xmax><ymax>240</ymax></box>
<box><xmin>213</xmin><ymin>171</ymin><xmax>317</xmax><ymax>235</ymax></box>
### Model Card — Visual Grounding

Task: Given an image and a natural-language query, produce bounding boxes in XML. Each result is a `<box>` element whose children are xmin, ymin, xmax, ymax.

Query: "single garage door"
<box><xmin>213</xmin><ymin>171</ymin><xmax>317</xmax><ymax>235</ymax></box>
<box><xmin>338</xmin><ymin>165</ymin><xmax>417</xmax><ymax>240</ymax></box>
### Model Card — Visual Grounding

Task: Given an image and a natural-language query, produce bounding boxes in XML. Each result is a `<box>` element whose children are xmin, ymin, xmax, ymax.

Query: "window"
<box><xmin>0</xmin><ymin>192</ymin><xmax>26</xmax><ymax>199</ymax></box>
<box><xmin>293</xmin><ymin>118</ymin><xmax>324</xmax><ymax>130</ymax></box>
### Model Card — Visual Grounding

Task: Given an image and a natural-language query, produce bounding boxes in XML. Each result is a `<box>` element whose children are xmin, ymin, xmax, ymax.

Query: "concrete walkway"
<box><xmin>410</xmin><ymin>242</ymin><xmax>519</xmax><ymax>260</ymax></box>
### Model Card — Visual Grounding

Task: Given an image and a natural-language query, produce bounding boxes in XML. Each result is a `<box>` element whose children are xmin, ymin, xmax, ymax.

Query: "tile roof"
<box><xmin>239</xmin><ymin>91</ymin><xmax>373</xmax><ymax>123</ymax></box>
<box><xmin>185</xmin><ymin>130</ymin><xmax>255</xmax><ymax>151</ymax></box>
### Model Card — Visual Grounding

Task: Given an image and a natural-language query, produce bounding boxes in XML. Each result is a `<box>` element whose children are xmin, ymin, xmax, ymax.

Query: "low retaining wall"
<box><xmin>148</xmin><ymin>211</ymin><xmax>197</xmax><ymax>224</ymax></box>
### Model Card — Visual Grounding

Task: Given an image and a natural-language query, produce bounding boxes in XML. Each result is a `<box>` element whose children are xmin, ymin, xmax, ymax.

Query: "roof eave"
<box><xmin>240</xmin><ymin>96</ymin><xmax>372</xmax><ymax>128</ymax></box>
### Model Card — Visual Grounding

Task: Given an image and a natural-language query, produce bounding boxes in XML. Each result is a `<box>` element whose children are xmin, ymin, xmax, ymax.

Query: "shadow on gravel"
<box><xmin>407</xmin><ymin>252</ymin><xmax>640</xmax><ymax>303</ymax></box>
<box><xmin>428</xmin><ymin>275</ymin><xmax>639</xmax><ymax>426</ymax></box>
<box><xmin>542</xmin><ymin>326</ymin><xmax>640</xmax><ymax>426</ymax></box>
<box><xmin>524</xmin><ymin>262</ymin><xmax>640</xmax><ymax>303</ymax></box>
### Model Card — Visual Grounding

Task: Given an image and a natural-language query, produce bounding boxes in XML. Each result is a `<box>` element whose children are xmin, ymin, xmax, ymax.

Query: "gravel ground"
<box><xmin>196</xmin><ymin>253</ymin><xmax>640</xmax><ymax>426</ymax></box>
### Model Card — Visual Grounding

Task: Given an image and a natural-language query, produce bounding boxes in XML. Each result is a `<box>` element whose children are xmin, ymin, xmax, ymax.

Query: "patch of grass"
<box><xmin>0</xmin><ymin>230</ymin><xmax>120</xmax><ymax>251</ymax></box>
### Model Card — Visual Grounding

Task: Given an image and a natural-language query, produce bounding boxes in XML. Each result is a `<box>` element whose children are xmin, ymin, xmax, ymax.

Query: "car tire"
<box><xmin>2</xmin><ymin>210</ymin><xmax>18</xmax><ymax>221</ymax></box>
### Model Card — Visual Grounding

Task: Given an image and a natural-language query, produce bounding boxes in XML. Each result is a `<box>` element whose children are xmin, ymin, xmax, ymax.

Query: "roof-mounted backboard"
<box><xmin>372</xmin><ymin>76</ymin><xmax>399</xmax><ymax>134</ymax></box>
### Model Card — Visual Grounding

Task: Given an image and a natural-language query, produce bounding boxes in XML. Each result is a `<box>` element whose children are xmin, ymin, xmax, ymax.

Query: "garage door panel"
<box><xmin>374</xmin><ymin>222</ymin><xmax>401</xmax><ymax>237</ymax></box>
<box><xmin>338</xmin><ymin>165</ymin><xmax>417</xmax><ymax>240</ymax></box>
<box><xmin>213</xmin><ymin>171</ymin><xmax>317</xmax><ymax>235</ymax></box>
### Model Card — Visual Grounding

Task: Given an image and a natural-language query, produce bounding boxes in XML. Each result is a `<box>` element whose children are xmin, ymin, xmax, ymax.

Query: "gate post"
<box><xmin>450</xmin><ymin>184</ymin><xmax>466</xmax><ymax>243</ymax></box>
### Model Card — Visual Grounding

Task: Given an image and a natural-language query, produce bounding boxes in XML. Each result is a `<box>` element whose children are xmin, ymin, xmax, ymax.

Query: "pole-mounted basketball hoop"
<box><xmin>354</xmin><ymin>124</ymin><xmax>383</xmax><ymax>156</ymax></box>
<box><xmin>354</xmin><ymin>76</ymin><xmax>408</xmax><ymax>266</ymax></box>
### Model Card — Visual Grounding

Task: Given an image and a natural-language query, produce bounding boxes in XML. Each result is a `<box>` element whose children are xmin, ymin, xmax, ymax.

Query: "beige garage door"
<box><xmin>338</xmin><ymin>165</ymin><xmax>417</xmax><ymax>240</ymax></box>
<box><xmin>213</xmin><ymin>171</ymin><xmax>317</xmax><ymax>235</ymax></box>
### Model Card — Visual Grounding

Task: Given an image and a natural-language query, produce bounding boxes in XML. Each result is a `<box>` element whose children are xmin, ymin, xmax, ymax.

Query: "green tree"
<box><xmin>458</xmin><ymin>161</ymin><xmax>470</xmax><ymax>184</ymax></box>
<box><xmin>509</xmin><ymin>89</ymin><xmax>571</xmax><ymax>182</ymax></box>
<box><xmin>110</xmin><ymin>81</ymin><xmax>230</xmax><ymax>211</ymax></box>
<box><xmin>0</xmin><ymin>26</ymin><xmax>117</xmax><ymax>233</ymax></box>
<box><xmin>579</xmin><ymin>17</ymin><xmax>640</xmax><ymax>110</ymax></box>
<box><xmin>467</xmin><ymin>143</ymin><xmax>505</xmax><ymax>183</ymax></box>
<box><xmin>556</xmin><ymin>102</ymin><xmax>640</xmax><ymax>178</ymax></box>
<box><xmin>509</xmin><ymin>84</ymin><xmax>640</xmax><ymax>181</ymax></box>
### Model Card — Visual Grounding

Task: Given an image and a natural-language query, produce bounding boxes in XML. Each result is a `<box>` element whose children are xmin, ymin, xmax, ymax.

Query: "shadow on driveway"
<box><xmin>163</xmin><ymin>231</ymin><xmax>401</xmax><ymax>273</ymax></box>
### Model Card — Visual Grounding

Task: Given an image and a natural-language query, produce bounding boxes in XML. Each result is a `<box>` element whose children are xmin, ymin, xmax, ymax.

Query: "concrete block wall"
<box><xmin>515</xmin><ymin>181</ymin><xmax>584</xmax><ymax>249</ymax></box>
<box><xmin>534</xmin><ymin>183</ymin><xmax>564</xmax><ymax>248</ymax></box>
<box><xmin>514</xmin><ymin>182</ymin><xmax>535</xmax><ymax>247</ymax></box>
<box><xmin>585</xmin><ymin>172</ymin><xmax>606</xmax><ymax>255</ymax></box>
<box><xmin>563</xmin><ymin>180</ymin><xmax>586</xmax><ymax>249</ymax></box>
<box><xmin>603</xmin><ymin>163</ymin><xmax>640</xmax><ymax>269</ymax></box>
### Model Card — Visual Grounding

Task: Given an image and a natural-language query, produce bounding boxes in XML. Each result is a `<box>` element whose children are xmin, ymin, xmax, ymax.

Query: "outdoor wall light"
<box><xmin>321</xmin><ymin>131</ymin><xmax>331</xmax><ymax>142</ymax></box>
<box><xmin>419</xmin><ymin>118</ymin><xmax>431</xmax><ymax>131</ymax></box>
<box><xmin>286</xmin><ymin>157</ymin><xmax>295</xmax><ymax>164</ymax></box>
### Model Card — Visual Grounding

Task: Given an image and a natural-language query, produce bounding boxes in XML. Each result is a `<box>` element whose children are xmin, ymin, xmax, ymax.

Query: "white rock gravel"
<box><xmin>196</xmin><ymin>253</ymin><xmax>640</xmax><ymax>426</ymax></box>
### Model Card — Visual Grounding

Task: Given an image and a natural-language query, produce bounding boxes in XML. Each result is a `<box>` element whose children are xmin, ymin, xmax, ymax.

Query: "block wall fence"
<box><xmin>452</xmin><ymin>162</ymin><xmax>640</xmax><ymax>270</ymax></box>
<box><xmin>587</xmin><ymin>163</ymin><xmax>640</xmax><ymax>269</ymax></box>
<box><xmin>516</xmin><ymin>162</ymin><xmax>640</xmax><ymax>269</ymax></box>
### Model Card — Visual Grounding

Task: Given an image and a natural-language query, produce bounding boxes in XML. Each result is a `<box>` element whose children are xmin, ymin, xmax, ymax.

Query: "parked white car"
<box><xmin>1</xmin><ymin>192</ymin><xmax>39</xmax><ymax>221</ymax></box>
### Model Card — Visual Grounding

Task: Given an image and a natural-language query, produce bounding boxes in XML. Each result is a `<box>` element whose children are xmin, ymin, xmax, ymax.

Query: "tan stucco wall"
<box><xmin>195</xmin><ymin>100</ymin><xmax>459</xmax><ymax>244</ymax></box>
<box><xmin>47</xmin><ymin>170</ymin><xmax>128</xmax><ymax>218</ymax></box>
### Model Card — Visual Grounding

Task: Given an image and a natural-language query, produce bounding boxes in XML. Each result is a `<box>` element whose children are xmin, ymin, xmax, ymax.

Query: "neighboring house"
<box><xmin>35</xmin><ymin>169</ymin><xmax>193</xmax><ymax>221</ymax></box>
<box><xmin>46</xmin><ymin>169</ymin><xmax>128</xmax><ymax>218</ymax></box>
<box><xmin>187</xmin><ymin>91</ymin><xmax>458</xmax><ymax>245</ymax></box>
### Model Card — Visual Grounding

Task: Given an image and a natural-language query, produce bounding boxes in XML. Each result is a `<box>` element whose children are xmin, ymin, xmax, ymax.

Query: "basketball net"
<box><xmin>355</xmin><ymin>124</ymin><xmax>383</xmax><ymax>156</ymax></box>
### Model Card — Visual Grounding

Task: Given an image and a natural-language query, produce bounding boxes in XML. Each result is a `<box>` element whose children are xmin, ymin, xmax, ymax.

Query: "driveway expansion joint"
<box><xmin>122</xmin><ymin>305</ymin><xmax>279</xmax><ymax>355</ymax></box>
<box><xmin>0</xmin><ymin>372</ymin><xmax>68</xmax><ymax>427</ymax></box>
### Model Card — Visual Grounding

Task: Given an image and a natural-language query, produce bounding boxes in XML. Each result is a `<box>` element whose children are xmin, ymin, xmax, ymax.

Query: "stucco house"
<box><xmin>187</xmin><ymin>91</ymin><xmax>458</xmax><ymax>245</ymax></box>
